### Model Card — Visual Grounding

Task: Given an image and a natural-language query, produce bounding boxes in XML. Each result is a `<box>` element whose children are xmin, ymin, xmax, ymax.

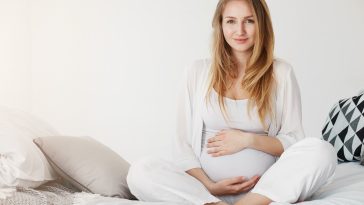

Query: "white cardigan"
<box><xmin>173</xmin><ymin>58</ymin><xmax>305</xmax><ymax>171</ymax></box>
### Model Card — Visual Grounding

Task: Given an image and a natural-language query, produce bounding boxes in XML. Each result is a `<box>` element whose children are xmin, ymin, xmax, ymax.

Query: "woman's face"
<box><xmin>222</xmin><ymin>0</ymin><xmax>256</xmax><ymax>55</ymax></box>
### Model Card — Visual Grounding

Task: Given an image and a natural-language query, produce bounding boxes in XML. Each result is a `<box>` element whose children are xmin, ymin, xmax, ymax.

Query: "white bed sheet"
<box><xmin>272</xmin><ymin>162</ymin><xmax>364</xmax><ymax>205</ymax></box>
<box><xmin>73</xmin><ymin>192</ymin><xmax>185</xmax><ymax>205</ymax></box>
<box><xmin>75</xmin><ymin>162</ymin><xmax>364</xmax><ymax>205</ymax></box>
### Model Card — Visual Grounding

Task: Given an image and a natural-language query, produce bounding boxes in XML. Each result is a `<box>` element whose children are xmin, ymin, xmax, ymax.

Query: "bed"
<box><xmin>1</xmin><ymin>161</ymin><xmax>363</xmax><ymax>205</ymax></box>
<box><xmin>1</xmin><ymin>90</ymin><xmax>364</xmax><ymax>205</ymax></box>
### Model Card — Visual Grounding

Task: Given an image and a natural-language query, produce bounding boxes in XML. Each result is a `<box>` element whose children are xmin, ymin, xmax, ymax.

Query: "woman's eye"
<box><xmin>226</xmin><ymin>20</ymin><xmax>235</xmax><ymax>24</ymax></box>
<box><xmin>244</xmin><ymin>19</ymin><xmax>255</xmax><ymax>24</ymax></box>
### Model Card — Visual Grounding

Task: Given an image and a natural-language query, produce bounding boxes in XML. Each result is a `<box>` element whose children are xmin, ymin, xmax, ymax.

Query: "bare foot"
<box><xmin>234</xmin><ymin>193</ymin><xmax>272</xmax><ymax>205</ymax></box>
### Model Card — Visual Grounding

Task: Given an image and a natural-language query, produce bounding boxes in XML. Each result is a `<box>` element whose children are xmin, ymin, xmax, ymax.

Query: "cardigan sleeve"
<box><xmin>172</xmin><ymin>64</ymin><xmax>201</xmax><ymax>171</ymax></box>
<box><xmin>275</xmin><ymin>64</ymin><xmax>306</xmax><ymax>151</ymax></box>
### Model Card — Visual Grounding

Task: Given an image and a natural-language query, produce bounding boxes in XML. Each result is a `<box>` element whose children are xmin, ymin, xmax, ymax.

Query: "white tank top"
<box><xmin>199</xmin><ymin>89</ymin><xmax>276</xmax><ymax>182</ymax></box>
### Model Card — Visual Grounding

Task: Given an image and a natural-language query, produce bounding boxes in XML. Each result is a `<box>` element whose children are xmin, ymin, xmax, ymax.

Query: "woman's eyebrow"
<box><xmin>224</xmin><ymin>15</ymin><xmax>254</xmax><ymax>19</ymax></box>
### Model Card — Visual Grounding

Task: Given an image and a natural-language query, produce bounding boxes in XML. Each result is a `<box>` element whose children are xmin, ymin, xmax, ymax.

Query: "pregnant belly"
<box><xmin>200</xmin><ymin>148</ymin><xmax>276</xmax><ymax>182</ymax></box>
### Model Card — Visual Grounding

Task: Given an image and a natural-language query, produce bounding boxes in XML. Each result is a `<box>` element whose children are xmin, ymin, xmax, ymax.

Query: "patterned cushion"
<box><xmin>321</xmin><ymin>90</ymin><xmax>364</xmax><ymax>162</ymax></box>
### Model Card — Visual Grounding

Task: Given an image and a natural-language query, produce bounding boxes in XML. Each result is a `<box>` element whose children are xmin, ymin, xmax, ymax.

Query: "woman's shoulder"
<box><xmin>186</xmin><ymin>58</ymin><xmax>211</xmax><ymax>73</ymax></box>
<box><xmin>272</xmin><ymin>58</ymin><xmax>295</xmax><ymax>81</ymax></box>
<box><xmin>184</xmin><ymin>58</ymin><xmax>211</xmax><ymax>80</ymax></box>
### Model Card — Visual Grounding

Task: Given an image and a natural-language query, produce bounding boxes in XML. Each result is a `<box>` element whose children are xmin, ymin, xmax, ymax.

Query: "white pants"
<box><xmin>127</xmin><ymin>138</ymin><xmax>337</xmax><ymax>205</ymax></box>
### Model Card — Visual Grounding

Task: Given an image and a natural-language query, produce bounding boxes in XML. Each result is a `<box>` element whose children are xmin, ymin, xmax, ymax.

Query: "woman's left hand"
<box><xmin>207</xmin><ymin>129</ymin><xmax>254</xmax><ymax>157</ymax></box>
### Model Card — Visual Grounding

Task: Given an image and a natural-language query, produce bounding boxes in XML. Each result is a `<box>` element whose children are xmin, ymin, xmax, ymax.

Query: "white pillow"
<box><xmin>0</xmin><ymin>106</ymin><xmax>58</xmax><ymax>190</ymax></box>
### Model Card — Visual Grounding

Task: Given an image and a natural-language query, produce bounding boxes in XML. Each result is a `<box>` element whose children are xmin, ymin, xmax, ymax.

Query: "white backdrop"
<box><xmin>1</xmin><ymin>0</ymin><xmax>363</xmax><ymax>163</ymax></box>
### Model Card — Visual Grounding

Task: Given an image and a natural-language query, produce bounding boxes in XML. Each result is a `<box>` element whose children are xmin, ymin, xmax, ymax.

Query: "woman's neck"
<box><xmin>233</xmin><ymin>51</ymin><xmax>251</xmax><ymax>78</ymax></box>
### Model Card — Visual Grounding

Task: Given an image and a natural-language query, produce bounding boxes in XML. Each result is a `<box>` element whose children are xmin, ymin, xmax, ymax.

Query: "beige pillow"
<box><xmin>33</xmin><ymin>136</ymin><xmax>135</xmax><ymax>199</ymax></box>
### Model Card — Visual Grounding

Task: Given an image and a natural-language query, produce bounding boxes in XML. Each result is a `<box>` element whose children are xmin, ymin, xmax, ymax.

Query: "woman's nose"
<box><xmin>237</xmin><ymin>22</ymin><xmax>246</xmax><ymax>35</ymax></box>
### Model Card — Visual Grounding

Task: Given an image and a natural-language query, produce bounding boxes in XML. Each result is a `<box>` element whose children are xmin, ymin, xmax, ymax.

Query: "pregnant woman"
<box><xmin>127</xmin><ymin>0</ymin><xmax>337</xmax><ymax>204</ymax></box>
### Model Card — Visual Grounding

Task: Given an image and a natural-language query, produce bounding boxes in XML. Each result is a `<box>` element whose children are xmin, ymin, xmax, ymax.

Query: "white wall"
<box><xmin>29</xmin><ymin>0</ymin><xmax>217</xmax><ymax>162</ymax></box>
<box><xmin>0</xmin><ymin>0</ymin><xmax>31</xmax><ymax>111</ymax></box>
<box><xmin>267</xmin><ymin>0</ymin><xmax>364</xmax><ymax>140</ymax></box>
<box><xmin>1</xmin><ymin>0</ymin><xmax>363</xmax><ymax>163</ymax></box>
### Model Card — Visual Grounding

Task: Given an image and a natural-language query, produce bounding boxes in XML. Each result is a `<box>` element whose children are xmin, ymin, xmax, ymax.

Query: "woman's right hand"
<box><xmin>208</xmin><ymin>175</ymin><xmax>260</xmax><ymax>196</ymax></box>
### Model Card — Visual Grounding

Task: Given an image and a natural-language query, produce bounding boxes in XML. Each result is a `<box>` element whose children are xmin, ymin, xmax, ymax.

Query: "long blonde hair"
<box><xmin>207</xmin><ymin>0</ymin><xmax>276</xmax><ymax>129</ymax></box>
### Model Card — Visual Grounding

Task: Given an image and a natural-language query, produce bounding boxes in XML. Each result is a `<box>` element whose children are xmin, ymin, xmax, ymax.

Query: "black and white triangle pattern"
<box><xmin>322</xmin><ymin>90</ymin><xmax>364</xmax><ymax>162</ymax></box>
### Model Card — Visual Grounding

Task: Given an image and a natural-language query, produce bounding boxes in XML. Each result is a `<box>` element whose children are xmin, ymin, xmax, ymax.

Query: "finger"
<box><xmin>240</xmin><ymin>182</ymin><xmax>256</xmax><ymax>192</ymax></box>
<box><xmin>240</xmin><ymin>177</ymin><xmax>259</xmax><ymax>189</ymax></box>
<box><xmin>246</xmin><ymin>177</ymin><xmax>260</xmax><ymax>190</ymax></box>
<box><xmin>247</xmin><ymin>175</ymin><xmax>259</xmax><ymax>181</ymax></box>
<box><xmin>206</xmin><ymin>141</ymin><xmax>223</xmax><ymax>148</ymax></box>
<box><xmin>211</xmin><ymin>150</ymin><xmax>227</xmax><ymax>157</ymax></box>
<box><xmin>208</xmin><ymin>136</ymin><xmax>222</xmax><ymax>143</ymax></box>
<box><xmin>234</xmin><ymin>176</ymin><xmax>260</xmax><ymax>193</ymax></box>
<box><xmin>207</xmin><ymin>137</ymin><xmax>215</xmax><ymax>143</ymax></box>
<box><xmin>223</xmin><ymin>176</ymin><xmax>246</xmax><ymax>185</ymax></box>
<box><xmin>252</xmin><ymin>175</ymin><xmax>261</xmax><ymax>182</ymax></box>
<box><xmin>207</xmin><ymin>147</ymin><xmax>220</xmax><ymax>154</ymax></box>
<box><xmin>234</xmin><ymin>182</ymin><xmax>252</xmax><ymax>192</ymax></box>
<box><xmin>230</xmin><ymin>181</ymin><xmax>256</xmax><ymax>194</ymax></box>
<box><xmin>248</xmin><ymin>176</ymin><xmax>259</xmax><ymax>185</ymax></box>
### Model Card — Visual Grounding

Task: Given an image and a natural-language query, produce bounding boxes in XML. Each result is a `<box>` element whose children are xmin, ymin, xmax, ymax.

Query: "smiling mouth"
<box><xmin>234</xmin><ymin>38</ymin><xmax>248</xmax><ymax>43</ymax></box>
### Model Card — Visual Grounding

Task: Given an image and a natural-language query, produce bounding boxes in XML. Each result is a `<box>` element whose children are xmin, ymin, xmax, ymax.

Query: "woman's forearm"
<box><xmin>186</xmin><ymin>168</ymin><xmax>214</xmax><ymax>190</ymax></box>
<box><xmin>248</xmin><ymin>133</ymin><xmax>284</xmax><ymax>157</ymax></box>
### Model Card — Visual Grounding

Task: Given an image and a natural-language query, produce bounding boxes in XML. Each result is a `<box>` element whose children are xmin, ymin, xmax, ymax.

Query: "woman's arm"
<box><xmin>248</xmin><ymin>134</ymin><xmax>284</xmax><ymax>157</ymax></box>
<box><xmin>206</xmin><ymin>130</ymin><xmax>284</xmax><ymax>157</ymax></box>
<box><xmin>186</xmin><ymin>168</ymin><xmax>214</xmax><ymax>190</ymax></box>
<box><xmin>186</xmin><ymin>167</ymin><xmax>260</xmax><ymax>196</ymax></box>
<box><xmin>172</xmin><ymin>63</ymin><xmax>201</xmax><ymax>171</ymax></box>
<box><xmin>272</xmin><ymin>63</ymin><xmax>305</xmax><ymax>151</ymax></box>
<box><xmin>247</xmin><ymin>63</ymin><xmax>304</xmax><ymax>156</ymax></box>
